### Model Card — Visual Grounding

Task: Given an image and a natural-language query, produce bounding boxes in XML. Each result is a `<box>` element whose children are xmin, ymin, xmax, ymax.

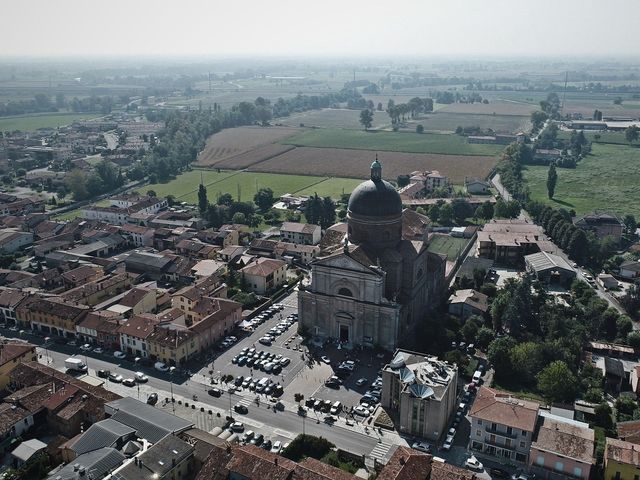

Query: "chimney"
<box><xmin>399</xmin><ymin>456</ymin><xmax>405</xmax><ymax>465</ymax></box>
<box><xmin>274</xmin><ymin>458</ymin><xmax>278</xmax><ymax>466</ymax></box>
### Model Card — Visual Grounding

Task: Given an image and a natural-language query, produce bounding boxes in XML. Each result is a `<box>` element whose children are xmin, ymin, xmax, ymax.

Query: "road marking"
<box><xmin>273</xmin><ymin>429</ymin><xmax>295</xmax><ymax>439</ymax></box>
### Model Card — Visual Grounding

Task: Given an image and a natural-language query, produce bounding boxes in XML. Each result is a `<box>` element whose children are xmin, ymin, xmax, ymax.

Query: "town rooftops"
<box><xmin>11</xmin><ymin>438</ymin><xmax>47</xmax><ymax>463</ymax></box>
<box><xmin>280</xmin><ymin>222</ymin><xmax>320</xmax><ymax>235</ymax></box>
<box><xmin>605</xmin><ymin>437</ymin><xmax>640</xmax><ymax>466</ymax></box>
<box><xmin>385</xmin><ymin>350</ymin><xmax>457</xmax><ymax>401</ymax></box>
<box><xmin>225</xmin><ymin>444</ymin><xmax>296</xmax><ymax>480</ymax></box>
<box><xmin>117</xmin><ymin>314</ymin><xmax>158</xmax><ymax>339</ymax></box>
<box><xmin>620</xmin><ymin>260</ymin><xmax>640</xmax><ymax>272</ymax></box>
<box><xmin>376</xmin><ymin>445</ymin><xmax>433</xmax><ymax>480</ymax></box>
<box><xmin>617</xmin><ymin>420</ymin><xmax>640</xmax><ymax>445</ymax></box>
<box><xmin>448</xmin><ymin>289</ymin><xmax>489</xmax><ymax>312</ymax></box>
<box><xmin>0</xmin><ymin>287</ymin><xmax>30</xmax><ymax>308</ymax></box>
<box><xmin>525</xmin><ymin>251</ymin><xmax>575</xmax><ymax>273</ymax></box>
<box><xmin>105</xmin><ymin>397</ymin><xmax>193</xmax><ymax>443</ymax></box>
<box><xmin>575</xmin><ymin>212</ymin><xmax>623</xmax><ymax>227</ymax></box>
<box><xmin>241</xmin><ymin>257</ymin><xmax>286</xmax><ymax>277</ymax></box>
<box><xmin>532</xmin><ymin>411</ymin><xmax>595</xmax><ymax>464</ymax></box>
<box><xmin>0</xmin><ymin>340</ymin><xmax>35</xmax><ymax>367</ymax></box>
<box><xmin>70</xmin><ymin>418</ymin><xmax>136</xmax><ymax>455</ymax></box>
<box><xmin>52</xmin><ymin>447</ymin><xmax>126</xmax><ymax>480</ymax></box>
<box><xmin>469</xmin><ymin>386</ymin><xmax>540</xmax><ymax>432</ymax></box>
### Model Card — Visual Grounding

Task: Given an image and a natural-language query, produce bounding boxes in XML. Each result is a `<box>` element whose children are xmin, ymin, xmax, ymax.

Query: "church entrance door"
<box><xmin>339</xmin><ymin>324</ymin><xmax>350</xmax><ymax>343</ymax></box>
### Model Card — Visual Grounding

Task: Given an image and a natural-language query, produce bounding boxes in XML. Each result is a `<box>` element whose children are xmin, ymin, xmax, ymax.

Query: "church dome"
<box><xmin>348</xmin><ymin>158</ymin><xmax>402</xmax><ymax>217</ymax></box>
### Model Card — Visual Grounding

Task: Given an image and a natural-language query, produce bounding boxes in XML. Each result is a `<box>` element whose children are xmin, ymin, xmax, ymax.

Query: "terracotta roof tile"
<box><xmin>469</xmin><ymin>387</ymin><xmax>539</xmax><ymax>432</ymax></box>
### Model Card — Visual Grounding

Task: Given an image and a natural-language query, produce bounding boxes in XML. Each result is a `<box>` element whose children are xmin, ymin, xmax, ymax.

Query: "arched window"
<box><xmin>338</xmin><ymin>287</ymin><xmax>353</xmax><ymax>297</ymax></box>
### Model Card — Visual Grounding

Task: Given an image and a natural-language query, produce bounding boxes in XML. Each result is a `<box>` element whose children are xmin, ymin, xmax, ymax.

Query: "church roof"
<box><xmin>348</xmin><ymin>179</ymin><xmax>402</xmax><ymax>217</ymax></box>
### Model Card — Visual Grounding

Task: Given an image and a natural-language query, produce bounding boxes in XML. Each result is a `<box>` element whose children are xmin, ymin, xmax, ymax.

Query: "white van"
<box><xmin>472</xmin><ymin>370</ymin><xmax>482</xmax><ymax>383</ymax></box>
<box><xmin>330</xmin><ymin>401</ymin><xmax>342</xmax><ymax>415</ymax></box>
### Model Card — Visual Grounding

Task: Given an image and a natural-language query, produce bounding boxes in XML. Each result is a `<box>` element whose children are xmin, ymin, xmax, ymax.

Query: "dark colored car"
<box><xmin>208</xmin><ymin>388</ymin><xmax>222</xmax><ymax>397</ymax></box>
<box><xmin>146</xmin><ymin>393</ymin><xmax>158</xmax><ymax>405</ymax></box>
<box><xmin>250</xmin><ymin>433</ymin><xmax>264</xmax><ymax>446</ymax></box>
<box><xmin>490</xmin><ymin>468</ymin><xmax>510</xmax><ymax>478</ymax></box>
<box><xmin>97</xmin><ymin>369</ymin><xmax>110</xmax><ymax>378</ymax></box>
<box><xmin>261</xmin><ymin>439</ymin><xmax>272</xmax><ymax>451</ymax></box>
<box><xmin>234</xmin><ymin>404</ymin><xmax>248</xmax><ymax>414</ymax></box>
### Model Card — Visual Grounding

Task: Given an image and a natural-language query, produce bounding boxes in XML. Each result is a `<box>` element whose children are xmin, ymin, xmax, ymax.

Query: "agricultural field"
<box><xmin>0</xmin><ymin>112</ymin><xmax>102</xmax><ymax>132</ymax></box>
<box><xmin>195</xmin><ymin>126</ymin><xmax>300</xmax><ymax>166</ymax></box>
<box><xmin>279</xmin><ymin>108</ymin><xmax>388</xmax><ymax>130</ymax></box>
<box><xmin>437</xmin><ymin>99</ymin><xmax>536</xmax><ymax>116</ymax></box>
<box><xmin>427</xmin><ymin>234</ymin><xmax>470</xmax><ymax>260</ymax></box>
<box><xmin>523</xmin><ymin>143</ymin><xmax>640</xmax><ymax>217</ymax></box>
<box><xmin>251</xmin><ymin>146</ymin><xmax>498</xmax><ymax>184</ymax></box>
<box><xmin>403</xmin><ymin>112</ymin><xmax>531</xmax><ymax>134</ymax></box>
<box><xmin>556</xmin><ymin>129</ymin><xmax>629</xmax><ymax>145</ymax></box>
<box><xmin>294</xmin><ymin>177</ymin><xmax>362</xmax><ymax>198</ymax></box>
<box><xmin>282</xmin><ymin>128</ymin><xmax>503</xmax><ymax>156</ymax></box>
<box><xmin>202</xmin><ymin>144</ymin><xmax>295</xmax><ymax>169</ymax></box>
<box><xmin>144</xmin><ymin>169</ymin><xmax>357</xmax><ymax>203</ymax></box>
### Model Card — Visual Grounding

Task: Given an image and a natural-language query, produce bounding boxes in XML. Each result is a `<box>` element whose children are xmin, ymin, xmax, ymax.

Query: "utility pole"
<box><xmin>562</xmin><ymin>71</ymin><xmax>568</xmax><ymax>117</ymax></box>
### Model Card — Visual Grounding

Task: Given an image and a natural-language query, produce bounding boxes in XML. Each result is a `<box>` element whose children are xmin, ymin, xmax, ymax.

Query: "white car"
<box><xmin>92</xmin><ymin>347</ymin><xmax>104</xmax><ymax>354</ymax></box>
<box><xmin>113</xmin><ymin>351</ymin><xmax>126</xmax><ymax>359</ymax></box>
<box><xmin>448</xmin><ymin>427</ymin><xmax>456</xmax><ymax>437</ymax></box>
<box><xmin>353</xmin><ymin>405</ymin><xmax>369</xmax><ymax>416</ymax></box>
<box><xmin>258</xmin><ymin>336</ymin><xmax>272</xmax><ymax>346</ymax></box>
<box><xmin>270</xmin><ymin>440</ymin><xmax>282</xmax><ymax>454</ymax></box>
<box><xmin>464</xmin><ymin>456</ymin><xmax>483</xmax><ymax>471</ymax></box>
<box><xmin>442</xmin><ymin>435</ymin><xmax>454</xmax><ymax>451</ymax></box>
<box><xmin>122</xmin><ymin>378</ymin><xmax>136</xmax><ymax>387</ymax></box>
<box><xmin>356</xmin><ymin>378</ymin><xmax>368</xmax><ymax>386</ymax></box>
<box><xmin>135</xmin><ymin>371</ymin><xmax>148</xmax><ymax>382</ymax></box>
<box><xmin>80</xmin><ymin>343</ymin><xmax>92</xmax><ymax>351</ymax></box>
<box><xmin>320</xmin><ymin>356</ymin><xmax>331</xmax><ymax>364</ymax></box>
<box><xmin>411</xmin><ymin>441</ymin><xmax>431</xmax><ymax>453</ymax></box>
<box><xmin>154</xmin><ymin>361</ymin><xmax>169</xmax><ymax>372</ymax></box>
<box><xmin>230</xmin><ymin>422</ymin><xmax>244</xmax><ymax>432</ymax></box>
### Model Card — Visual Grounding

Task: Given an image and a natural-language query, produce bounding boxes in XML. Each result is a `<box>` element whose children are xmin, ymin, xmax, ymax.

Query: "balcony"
<box><xmin>484</xmin><ymin>436</ymin><xmax>517</xmax><ymax>451</ymax></box>
<box><xmin>485</xmin><ymin>425</ymin><xmax>518</xmax><ymax>439</ymax></box>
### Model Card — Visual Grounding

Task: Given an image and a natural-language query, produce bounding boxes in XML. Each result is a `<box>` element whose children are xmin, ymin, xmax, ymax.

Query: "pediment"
<box><xmin>314</xmin><ymin>252</ymin><xmax>377</xmax><ymax>274</ymax></box>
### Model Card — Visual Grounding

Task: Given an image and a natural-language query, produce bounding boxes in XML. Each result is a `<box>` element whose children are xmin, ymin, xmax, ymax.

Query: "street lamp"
<box><xmin>169</xmin><ymin>366</ymin><xmax>176</xmax><ymax>413</ymax></box>
<box><xmin>44</xmin><ymin>337</ymin><xmax>51</xmax><ymax>364</ymax></box>
<box><xmin>228</xmin><ymin>389</ymin><xmax>233</xmax><ymax>419</ymax></box>
<box><xmin>134</xmin><ymin>357</ymin><xmax>141</xmax><ymax>400</ymax></box>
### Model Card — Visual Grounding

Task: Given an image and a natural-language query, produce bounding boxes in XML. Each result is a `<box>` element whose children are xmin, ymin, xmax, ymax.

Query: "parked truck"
<box><xmin>65</xmin><ymin>357</ymin><xmax>88</xmax><ymax>372</ymax></box>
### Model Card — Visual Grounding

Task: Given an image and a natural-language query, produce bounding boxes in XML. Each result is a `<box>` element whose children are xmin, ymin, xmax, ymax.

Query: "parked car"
<box><xmin>80</xmin><ymin>343</ymin><xmax>92</xmax><ymax>351</ymax></box>
<box><xmin>229</xmin><ymin>422</ymin><xmax>244</xmax><ymax>432</ymax></box>
<box><xmin>154</xmin><ymin>361</ymin><xmax>169</xmax><ymax>372</ymax></box>
<box><xmin>92</xmin><ymin>347</ymin><xmax>104</xmax><ymax>354</ymax></box>
<box><xmin>109</xmin><ymin>373</ymin><xmax>123</xmax><ymax>383</ymax></box>
<box><xmin>442</xmin><ymin>435</ymin><xmax>453</xmax><ymax>451</ymax></box>
<box><xmin>259</xmin><ymin>337</ymin><xmax>272</xmax><ymax>346</ymax></box>
<box><xmin>320</xmin><ymin>356</ymin><xmax>331</xmax><ymax>364</ymax></box>
<box><xmin>234</xmin><ymin>404</ymin><xmax>248</xmax><ymax>414</ymax></box>
<box><xmin>356</xmin><ymin>378</ymin><xmax>368</xmax><ymax>386</ymax></box>
<box><xmin>489</xmin><ymin>468</ymin><xmax>509</xmax><ymax>478</ymax></box>
<box><xmin>122</xmin><ymin>378</ymin><xmax>136</xmax><ymax>387</ymax></box>
<box><xmin>353</xmin><ymin>405</ymin><xmax>369</xmax><ymax>416</ymax></box>
<box><xmin>464</xmin><ymin>456</ymin><xmax>483</xmax><ymax>471</ymax></box>
<box><xmin>135</xmin><ymin>372</ymin><xmax>148</xmax><ymax>382</ymax></box>
<box><xmin>270</xmin><ymin>440</ymin><xmax>282</xmax><ymax>454</ymax></box>
<box><xmin>97</xmin><ymin>369</ymin><xmax>110</xmax><ymax>378</ymax></box>
<box><xmin>411</xmin><ymin>442</ymin><xmax>432</xmax><ymax>453</ymax></box>
<box><xmin>250</xmin><ymin>433</ymin><xmax>264</xmax><ymax>446</ymax></box>
<box><xmin>208</xmin><ymin>388</ymin><xmax>222</xmax><ymax>397</ymax></box>
<box><xmin>113</xmin><ymin>351</ymin><xmax>126</xmax><ymax>359</ymax></box>
<box><xmin>261</xmin><ymin>440</ymin><xmax>272</xmax><ymax>451</ymax></box>
<box><xmin>146</xmin><ymin>393</ymin><xmax>158</xmax><ymax>405</ymax></box>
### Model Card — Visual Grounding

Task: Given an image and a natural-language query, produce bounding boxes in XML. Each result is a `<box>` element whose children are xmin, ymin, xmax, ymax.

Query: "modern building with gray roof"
<box><xmin>70</xmin><ymin>418</ymin><xmax>137</xmax><ymax>455</ymax></box>
<box><xmin>104</xmin><ymin>397</ymin><xmax>193</xmax><ymax>443</ymax></box>
<box><xmin>50</xmin><ymin>447</ymin><xmax>126</xmax><ymax>480</ymax></box>
<box><xmin>525</xmin><ymin>251</ymin><xmax>576</xmax><ymax>286</ymax></box>
<box><xmin>381</xmin><ymin>349</ymin><xmax>458</xmax><ymax>441</ymax></box>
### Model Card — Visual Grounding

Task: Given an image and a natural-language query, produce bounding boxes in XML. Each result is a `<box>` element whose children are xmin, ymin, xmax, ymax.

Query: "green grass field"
<box><xmin>405</xmin><ymin>112</ymin><xmax>530</xmax><ymax>134</ymax></box>
<box><xmin>557</xmin><ymin>130</ymin><xmax>630</xmax><ymax>145</ymax></box>
<box><xmin>146</xmin><ymin>170</ymin><xmax>360</xmax><ymax>204</ymax></box>
<box><xmin>523</xmin><ymin>143</ymin><xmax>640</xmax><ymax>217</ymax></box>
<box><xmin>427</xmin><ymin>234</ymin><xmax>470</xmax><ymax>260</ymax></box>
<box><xmin>282</xmin><ymin>129</ymin><xmax>503</xmax><ymax>156</ymax></box>
<box><xmin>0</xmin><ymin>112</ymin><xmax>102</xmax><ymax>132</ymax></box>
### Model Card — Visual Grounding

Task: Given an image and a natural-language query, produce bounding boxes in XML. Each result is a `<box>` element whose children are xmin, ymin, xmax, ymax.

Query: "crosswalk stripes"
<box><xmin>370</xmin><ymin>437</ymin><xmax>395</xmax><ymax>463</ymax></box>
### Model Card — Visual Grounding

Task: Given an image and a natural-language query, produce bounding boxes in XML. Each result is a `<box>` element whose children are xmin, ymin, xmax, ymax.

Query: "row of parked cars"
<box><xmin>232</xmin><ymin>347</ymin><xmax>291</xmax><ymax>374</ymax></box>
<box><xmin>258</xmin><ymin>313</ymin><xmax>297</xmax><ymax>345</ymax></box>
<box><xmin>98</xmin><ymin>369</ymin><xmax>148</xmax><ymax>387</ymax></box>
<box><xmin>228</xmin><ymin>421</ymin><xmax>288</xmax><ymax>454</ymax></box>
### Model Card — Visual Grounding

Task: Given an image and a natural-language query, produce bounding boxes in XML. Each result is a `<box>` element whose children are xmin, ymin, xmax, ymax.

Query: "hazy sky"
<box><xmin>3</xmin><ymin>0</ymin><xmax>639</xmax><ymax>58</ymax></box>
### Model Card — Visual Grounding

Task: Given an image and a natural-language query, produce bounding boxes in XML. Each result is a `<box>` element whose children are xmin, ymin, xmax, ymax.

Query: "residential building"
<box><xmin>60</xmin><ymin>272</ymin><xmax>132</xmax><ymax>306</ymax></box>
<box><xmin>0</xmin><ymin>384</ymin><xmax>50</xmax><ymax>454</ymax></box>
<box><xmin>0</xmin><ymin>341</ymin><xmax>36</xmax><ymax>390</ymax></box>
<box><xmin>604</xmin><ymin>357</ymin><xmax>625</xmax><ymax>393</ymax></box>
<box><xmin>241</xmin><ymin>258</ymin><xmax>287</xmax><ymax>295</ymax></box>
<box><xmin>465</xmin><ymin>178</ymin><xmax>491</xmax><ymax>194</ymax></box>
<box><xmin>529</xmin><ymin>411</ymin><xmax>595</xmax><ymax>480</ymax></box>
<box><xmin>617</xmin><ymin>420</ymin><xmax>640</xmax><ymax>445</ymax></box>
<box><xmin>60</xmin><ymin>265</ymin><xmax>104</xmax><ymax>289</ymax></box>
<box><xmin>0</xmin><ymin>229</ymin><xmax>33</xmax><ymax>253</ymax></box>
<box><xmin>598</xmin><ymin>274</ymin><xmax>619</xmax><ymax>290</ymax></box>
<box><xmin>448</xmin><ymin>289</ymin><xmax>489</xmax><ymax>320</ymax></box>
<box><xmin>76</xmin><ymin>311</ymin><xmax>122</xmax><ymax>347</ymax></box>
<box><xmin>107</xmin><ymin>286</ymin><xmax>157</xmax><ymax>317</ymax></box>
<box><xmin>10</xmin><ymin>438</ymin><xmax>47</xmax><ymax>468</ymax></box>
<box><xmin>619</xmin><ymin>260</ymin><xmax>640</xmax><ymax>281</ymax></box>
<box><xmin>17</xmin><ymin>296</ymin><xmax>89</xmax><ymax>338</ymax></box>
<box><xmin>574</xmin><ymin>212</ymin><xmax>624</xmax><ymax>242</ymax></box>
<box><xmin>171</xmin><ymin>275</ymin><xmax>226</xmax><ymax>321</ymax></box>
<box><xmin>410</xmin><ymin>170</ymin><xmax>449</xmax><ymax>192</ymax></box>
<box><xmin>469</xmin><ymin>386</ymin><xmax>540</xmax><ymax>465</ymax></box>
<box><xmin>118</xmin><ymin>314</ymin><xmax>158</xmax><ymax>358</ymax></box>
<box><xmin>189</xmin><ymin>298</ymin><xmax>243</xmax><ymax>352</ymax></box>
<box><xmin>120</xmin><ymin>223</ymin><xmax>155</xmax><ymax>247</ymax></box>
<box><xmin>477</xmin><ymin>219</ymin><xmax>555</xmax><ymax>264</ymax></box>
<box><xmin>381</xmin><ymin>349</ymin><xmax>458</xmax><ymax>441</ymax></box>
<box><xmin>0</xmin><ymin>288</ymin><xmax>29</xmax><ymax>326</ymax></box>
<box><xmin>280</xmin><ymin>222</ymin><xmax>321</xmax><ymax>245</ymax></box>
<box><xmin>534</xmin><ymin>149</ymin><xmax>563</xmax><ymax>161</ymax></box>
<box><xmin>148</xmin><ymin>327</ymin><xmax>199</xmax><ymax>366</ymax></box>
<box><xmin>525</xmin><ymin>251</ymin><xmax>577</xmax><ymax>287</ymax></box>
<box><xmin>604</xmin><ymin>438</ymin><xmax>640</xmax><ymax>480</ymax></box>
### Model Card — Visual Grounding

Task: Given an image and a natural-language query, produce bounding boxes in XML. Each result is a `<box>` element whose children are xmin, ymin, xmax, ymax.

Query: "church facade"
<box><xmin>298</xmin><ymin>159</ymin><xmax>445</xmax><ymax>351</ymax></box>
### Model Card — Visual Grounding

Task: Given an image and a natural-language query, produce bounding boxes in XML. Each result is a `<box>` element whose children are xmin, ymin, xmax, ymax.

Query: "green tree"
<box><xmin>198</xmin><ymin>183</ymin><xmax>208</xmax><ymax>213</ymax></box>
<box><xmin>438</xmin><ymin>203</ymin><xmax>453</xmax><ymax>225</ymax></box>
<box><xmin>217</xmin><ymin>193</ymin><xmax>234</xmax><ymax>206</ymax></box>
<box><xmin>253</xmin><ymin>187</ymin><xmax>274</xmax><ymax>212</ymax></box>
<box><xmin>475</xmin><ymin>327</ymin><xmax>495</xmax><ymax>350</ymax></box>
<box><xmin>537</xmin><ymin>360</ymin><xmax>579</xmax><ymax>403</ymax></box>
<box><xmin>510</xmin><ymin>342</ymin><xmax>543</xmax><ymax>386</ymax></box>
<box><xmin>451</xmin><ymin>198</ymin><xmax>474</xmax><ymax>224</ymax></box>
<box><xmin>623</xmin><ymin>214</ymin><xmax>637</xmax><ymax>234</ymax></box>
<box><xmin>547</xmin><ymin>163</ymin><xmax>558</xmax><ymax>199</ymax></box>
<box><xmin>65</xmin><ymin>169</ymin><xmax>88</xmax><ymax>200</ymax></box>
<box><xmin>487</xmin><ymin>336</ymin><xmax>517</xmax><ymax>381</ymax></box>
<box><xmin>359</xmin><ymin>109</ymin><xmax>374</xmax><ymax>131</ymax></box>
<box><xmin>461</xmin><ymin>319</ymin><xmax>479</xmax><ymax>343</ymax></box>
<box><xmin>625</xmin><ymin>125</ymin><xmax>639</xmax><ymax>145</ymax></box>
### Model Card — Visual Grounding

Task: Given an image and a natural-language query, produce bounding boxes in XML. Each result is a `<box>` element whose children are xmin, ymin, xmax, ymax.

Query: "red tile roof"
<box><xmin>469</xmin><ymin>387</ymin><xmax>539</xmax><ymax>432</ymax></box>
